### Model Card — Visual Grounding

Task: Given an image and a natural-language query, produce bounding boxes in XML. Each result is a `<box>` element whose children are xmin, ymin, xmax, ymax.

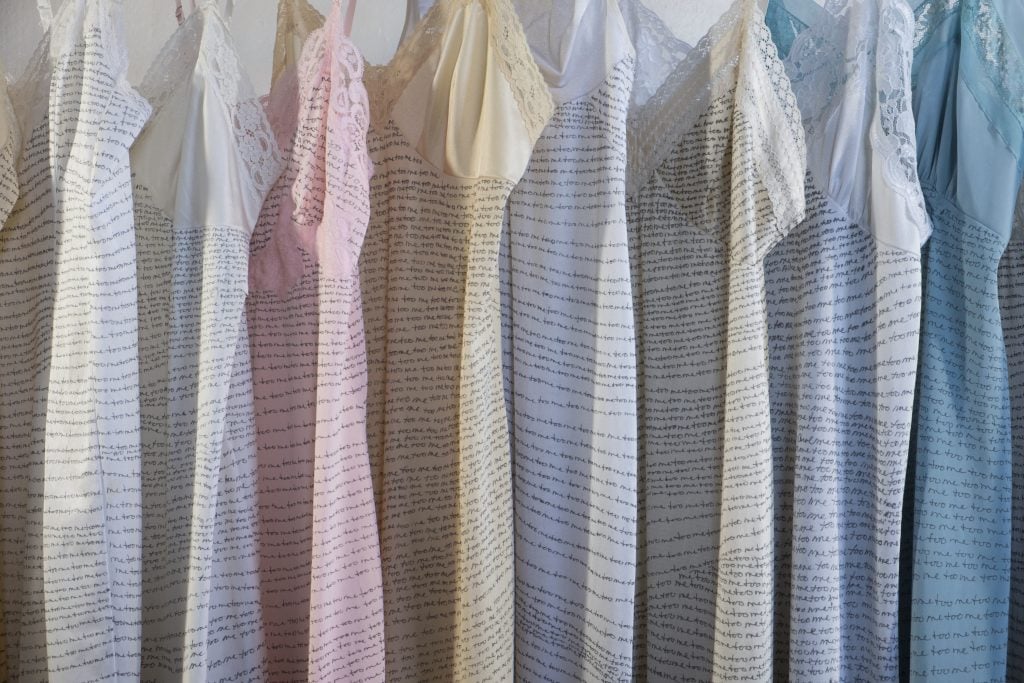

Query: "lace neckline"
<box><xmin>627</xmin><ymin>0</ymin><xmax>804</xmax><ymax>204</ymax></box>
<box><xmin>913</xmin><ymin>0</ymin><xmax>1024</xmax><ymax>142</ymax></box>
<box><xmin>363</xmin><ymin>0</ymin><xmax>553</xmax><ymax>145</ymax></box>
<box><xmin>617</xmin><ymin>0</ymin><xmax>692</xmax><ymax>109</ymax></box>
<box><xmin>773</xmin><ymin>0</ymin><xmax>849</xmax><ymax>130</ymax></box>
<box><xmin>271</xmin><ymin>0</ymin><xmax>326</xmax><ymax>87</ymax></box>
<box><xmin>138</xmin><ymin>3</ymin><xmax>283</xmax><ymax>213</ymax></box>
<box><xmin>252</xmin><ymin>2</ymin><xmax>373</xmax><ymax>292</ymax></box>
<box><xmin>776</xmin><ymin>0</ymin><xmax>931</xmax><ymax>246</ymax></box>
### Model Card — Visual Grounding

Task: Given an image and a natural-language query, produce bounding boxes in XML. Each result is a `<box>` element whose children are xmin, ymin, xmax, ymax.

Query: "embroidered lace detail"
<box><xmin>963</xmin><ymin>0</ymin><xmax>1024</xmax><ymax>140</ymax></box>
<box><xmin>627</xmin><ymin>0</ymin><xmax>750</xmax><ymax>197</ymax></box>
<box><xmin>741</xmin><ymin>8</ymin><xmax>808</xmax><ymax>236</ymax></box>
<box><xmin>782</xmin><ymin>2</ymin><xmax>851</xmax><ymax>137</ymax></box>
<box><xmin>271</xmin><ymin>0</ymin><xmax>325</xmax><ymax>87</ymax></box>
<box><xmin>364</xmin><ymin>0</ymin><xmax>553</xmax><ymax>142</ymax></box>
<box><xmin>628</xmin><ymin>0</ymin><xmax>806</xmax><ymax>231</ymax></box>
<box><xmin>780</xmin><ymin>0</ymin><xmax>929</xmax><ymax>243</ymax></box>
<box><xmin>874</xmin><ymin>0</ymin><xmax>931</xmax><ymax>243</ymax></box>
<box><xmin>140</xmin><ymin>4</ymin><xmax>283</xmax><ymax>210</ymax></box>
<box><xmin>253</xmin><ymin>3</ymin><xmax>374</xmax><ymax>292</ymax></box>
<box><xmin>912</xmin><ymin>0</ymin><xmax>957</xmax><ymax>50</ymax></box>
<box><xmin>913</xmin><ymin>0</ymin><xmax>1024</xmax><ymax>159</ymax></box>
<box><xmin>617</xmin><ymin>0</ymin><xmax>692</xmax><ymax>108</ymax></box>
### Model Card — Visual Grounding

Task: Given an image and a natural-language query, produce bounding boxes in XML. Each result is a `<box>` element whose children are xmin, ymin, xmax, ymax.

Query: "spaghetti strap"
<box><xmin>37</xmin><ymin>0</ymin><xmax>52</xmax><ymax>30</ymax></box>
<box><xmin>343</xmin><ymin>0</ymin><xmax>357</xmax><ymax>37</ymax></box>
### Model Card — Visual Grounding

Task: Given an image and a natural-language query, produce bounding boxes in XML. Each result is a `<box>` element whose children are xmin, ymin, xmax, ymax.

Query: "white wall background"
<box><xmin>0</xmin><ymin>0</ymin><xmax>748</xmax><ymax>94</ymax></box>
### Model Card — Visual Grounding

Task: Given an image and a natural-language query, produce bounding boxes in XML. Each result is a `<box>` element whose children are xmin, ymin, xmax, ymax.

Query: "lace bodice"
<box><xmin>617</xmin><ymin>0</ymin><xmax>691</xmax><ymax>108</ymax></box>
<box><xmin>138</xmin><ymin>2</ymin><xmax>283</xmax><ymax>218</ymax></box>
<box><xmin>777</xmin><ymin>0</ymin><xmax>930</xmax><ymax>248</ymax></box>
<box><xmin>364</xmin><ymin>0</ymin><xmax>553</xmax><ymax>146</ymax></box>
<box><xmin>627</xmin><ymin>0</ymin><xmax>806</xmax><ymax>241</ymax></box>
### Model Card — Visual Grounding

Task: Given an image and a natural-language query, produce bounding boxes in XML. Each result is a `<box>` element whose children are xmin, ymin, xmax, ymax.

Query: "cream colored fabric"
<box><xmin>130</xmin><ymin>2</ymin><xmax>282</xmax><ymax>678</ymax></box>
<box><xmin>270</xmin><ymin>0</ymin><xmax>325</xmax><ymax>88</ymax></box>
<box><xmin>361</xmin><ymin>0</ymin><xmax>553</xmax><ymax>680</ymax></box>
<box><xmin>391</xmin><ymin>1</ymin><xmax>534</xmax><ymax>180</ymax></box>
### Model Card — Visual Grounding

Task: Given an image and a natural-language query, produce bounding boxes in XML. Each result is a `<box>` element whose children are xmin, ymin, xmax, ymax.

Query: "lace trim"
<box><xmin>963</xmin><ymin>0</ymin><xmax>1024</xmax><ymax>139</ymax></box>
<box><xmin>912</xmin><ymin>0</ymin><xmax>957</xmax><ymax>50</ymax></box>
<box><xmin>617</xmin><ymin>0</ymin><xmax>692</xmax><ymax>109</ymax></box>
<box><xmin>627</xmin><ymin>0</ymin><xmax>751</xmax><ymax>197</ymax></box>
<box><xmin>913</xmin><ymin>0</ymin><xmax>1024</xmax><ymax>158</ymax></box>
<box><xmin>781</xmin><ymin>1</ymin><xmax>851</xmax><ymax>138</ymax></box>
<box><xmin>779</xmin><ymin>0</ymin><xmax>930</xmax><ymax>245</ymax></box>
<box><xmin>139</xmin><ymin>4</ymin><xmax>283</xmax><ymax>211</ymax></box>
<box><xmin>874</xmin><ymin>0</ymin><xmax>932</xmax><ymax>245</ymax></box>
<box><xmin>364</xmin><ymin>0</ymin><xmax>553</xmax><ymax>143</ymax></box>
<box><xmin>628</xmin><ymin>0</ymin><xmax>806</xmax><ymax>221</ymax></box>
<box><xmin>271</xmin><ymin>0</ymin><xmax>325</xmax><ymax>87</ymax></box>
<box><xmin>741</xmin><ymin>12</ymin><xmax>808</xmax><ymax>239</ymax></box>
<box><xmin>253</xmin><ymin>5</ymin><xmax>374</xmax><ymax>293</ymax></box>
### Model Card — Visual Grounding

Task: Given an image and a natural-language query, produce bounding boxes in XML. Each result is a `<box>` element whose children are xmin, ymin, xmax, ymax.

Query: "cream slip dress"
<box><xmin>130</xmin><ymin>0</ymin><xmax>282</xmax><ymax>679</ymax></box>
<box><xmin>359</xmin><ymin>0</ymin><xmax>554</xmax><ymax>679</ymax></box>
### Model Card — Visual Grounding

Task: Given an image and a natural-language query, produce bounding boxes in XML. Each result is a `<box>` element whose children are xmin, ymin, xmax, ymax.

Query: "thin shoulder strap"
<box><xmin>343</xmin><ymin>0</ymin><xmax>358</xmax><ymax>37</ymax></box>
<box><xmin>174</xmin><ymin>0</ymin><xmax>195</xmax><ymax>24</ymax></box>
<box><xmin>37</xmin><ymin>0</ymin><xmax>53</xmax><ymax>31</ymax></box>
<box><xmin>398</xmin><ymin>0</ymin><xmax>422</xmax><ymax>47</ymax></box>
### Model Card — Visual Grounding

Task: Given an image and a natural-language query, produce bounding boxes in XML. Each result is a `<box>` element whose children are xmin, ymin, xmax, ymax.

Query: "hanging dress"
<box><xmin>129</xmin><ymin>0</ymin><xmax>282</xmax><ymax>679</ymax></box>
<box><xmin>626</xmin><ymin>0</ymin><xmax>806</xmax><ymax>679</ymax></box>
<box><xmin>0</xmin><ymin>0</ymin><xmax>151</xmax><ymax>679</ymax></box>
<box><xmin>359</xmin><ymin>0</ymin><xmax>553</xmax><ymax>679</ymax></box>
<box><xmin>0</xmin><ymin>60</ymin><xmax>13</xmax><ymax>678</ymax></box>
<box><xmin>497</xmin><ymin>1</ymin><xmax>638</xmax><ymax>680</ymax></box>
<box><xmin>763</xmin><ymin>1</ymin><xmax>930</xmax><ymax>680</ymax></box>
<box><xmin>905</xmin><ymin>0</ymin><xmax>1024</xmax><ymax>679</ymax></box>
<box><xmin>1001</xmin><ymin>187</ymin><xmax>1024</xmax><ymax>675</ymax></box>
<box><xmin>247</xmin><ymin>0</ymin><xmax>386</xmax><ymax>680</ymax></box>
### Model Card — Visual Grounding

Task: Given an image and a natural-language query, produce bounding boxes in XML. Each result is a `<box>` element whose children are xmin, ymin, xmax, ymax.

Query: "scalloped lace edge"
<box><xmin>364</xmin><ymin>0</ymin><xmax>554</xmax><ymax>145</ymax></box>
<box><xmin>781</xmin><ymin>0</ymin><xmax>931</xmax><ymax>248</ymax></box>
<box><xmin>627</xmin><ymin>0</ymin><xmax>807</xmax><ymax>238</ymax></box>
<box><xmin>138</xmin><ymin>3</ymin><xmax>283</xmax><ymax>212</ymax></box>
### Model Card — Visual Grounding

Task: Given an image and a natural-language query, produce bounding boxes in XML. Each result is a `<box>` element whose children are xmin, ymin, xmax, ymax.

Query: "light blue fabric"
<box><xmin>907</xmin><ymin>1</ymin><xmax>1024</xmax><ymax>680</ymax></box>
<box><xmin>765</xmin><ymin>1</ymin><xmax>929</xmax><ymax>680</ymax></box>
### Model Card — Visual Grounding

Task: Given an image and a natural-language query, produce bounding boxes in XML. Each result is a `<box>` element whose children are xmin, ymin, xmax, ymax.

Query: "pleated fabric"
<box><xmin>0</xmin><ymin>0</ymin><xmax>151</xmax><ymax>679</ymax></box>
<box><xmin>764</xmin><ymin>1</ymin><xmax>931</xmax><ymax>680</ymax></box>
<box><xmin>247</xmin><ymin>0</ymin><xmax>386</xmax><ymax>680</ymax></box>
<box><xmin>905</xmin><ymin>1</ymin><xmax>1024</xmax><ymax>679</ymax></box>
<box><xmin>626</xmin><ymin>0</ymin><xmax>807</xmax><ymax>679</ymax></box>
<box><xmin>359</xmin><ymin>0</ymin><xmax>553</xmax><ymax>679</ymax></box>
<box><xmin>129</xmin><ymin>0</ymin><xmax>281</xmax><ymax>678</ymax></box>
<box><xmin>500</xmin><ymin>1</ymin><xmax>638</xmax><ymax>680</ymax></box>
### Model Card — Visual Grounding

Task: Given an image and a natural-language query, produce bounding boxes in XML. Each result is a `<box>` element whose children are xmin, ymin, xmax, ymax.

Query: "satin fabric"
<box><xmin>247</xmin><ymin>0</ymin><xmax>386</xmax><ymax>679</ymax></box>
<box><xmin>129</xmin><ymin>1</ymin><xmax>281</xmax><ymax>678</ymax></box>
<box><xmin>905</xmin><ymin>0</ymin><xmax>1024</xmax><ymax>679</ymax></box>
<box><xmin>0</xmin><ymin>0</ymin><xmax>151</xmax><ymax>678</ymax></box>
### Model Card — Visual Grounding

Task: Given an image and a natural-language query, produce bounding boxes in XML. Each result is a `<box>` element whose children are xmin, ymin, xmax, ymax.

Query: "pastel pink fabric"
<box><xmin>247</xmin><ymin>2</ymin><xmax>385</xmax><ymax>681</ymax></box>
